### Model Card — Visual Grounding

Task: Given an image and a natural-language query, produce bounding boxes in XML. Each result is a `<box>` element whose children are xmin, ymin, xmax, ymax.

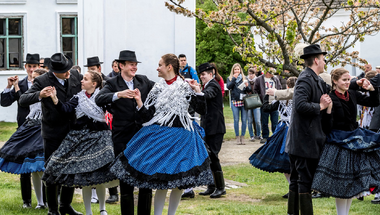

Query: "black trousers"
<box><xmin>205</xmin><ymin>134</ymin><xmax>224</xmax><ymax>172</ymax></box>
<box><xmin>289</xmin><ymin>154</ymin><xmax>319</xmax><ymax>194</ymax></box>
<box><xmin>43</xmin><ymin>138</ymin><xmax>64</xmax><ymax>163</ymax></box>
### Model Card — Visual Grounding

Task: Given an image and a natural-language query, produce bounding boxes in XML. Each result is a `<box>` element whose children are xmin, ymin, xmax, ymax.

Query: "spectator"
<box><xmin>254</xmin><ymin>68</ymin><xmax>281</xmax><ymax>143</ymax></box>
<box><xmin>178</xmin><ymin>54</ymin><xmax>200</xmax><ymax>83</ymax></box>
<box><xmin>226</xmin><ymin>63</ymin><xmax>251</xmax><ymax>145</ymax></box>
<box><xmin>247</xmin><ymin>67</ymin><xmax>261</xmax><ymax>141</ymax></box>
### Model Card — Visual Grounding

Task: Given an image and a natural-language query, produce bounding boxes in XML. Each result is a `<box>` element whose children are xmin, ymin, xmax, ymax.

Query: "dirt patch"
<box><xmin>219</xmin><ymin>138</ymin><xmax>262</xmax><ymax>166</ymax></box>
<box><xmin>220</xmin><ymin>193</ymin><xmax>261</xmax><ymax>203</ymax></box>
<box><xmin>0</xmin><ymin>141</ymin><xmax>4</xmax><ymax>148</ymax></box>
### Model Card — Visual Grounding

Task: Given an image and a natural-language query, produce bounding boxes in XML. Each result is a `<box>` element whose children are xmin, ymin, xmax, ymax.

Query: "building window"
<box><xmin>0</xmin><ymin>17</ymin><xmax>23</xmax><ymax>70</ymax></box>
<box><xmin>61</xmin><ymin>16</ymin><xmax>78</xmax><ymax>64</ymax></box>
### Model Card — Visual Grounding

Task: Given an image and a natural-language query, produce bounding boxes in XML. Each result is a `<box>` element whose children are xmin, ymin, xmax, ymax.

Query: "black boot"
<box><xmin>20</xmin><ymin>173</ymin><xmax>32</xmax><ymax>208</ymax></box>
<box><xmin>199</xmin><ymin>185</ymin><xmax>216</xmax><ymax>196</ymax></box>
<box><xmin>137</xmin><ymin>189</ymin><xmax>152</xmax><ymax>215</ymax></box>
<box><xmin>106</xmin><ymin>187</ymin><xmax>119</xmax><ymax>203</ymax></box>
<box><xmin>299</xmin><ymin>193</ymin><xmax>313</xmax><ymax>215</ymax></box>
<box><xmin>287</xmin><ymin>190</ymin><xmax>299</xmax><ymax>215</ymax></box>
<box><xmin>210</xmin><ymin>171</ymin><xmax>226</xmax><ymax>198</ymax></box>
<box><xmin>46</xmin><ymin>185</ymin><xmax>60</xmax><ymax>215</ymax></box>
<box><xmin>43</xmin><ymin>183</ymin><xmax>47</xmax><ymax>206</ymax></box>
<box><xmin>59</xmin><ymin>187</ymin><xmax>83</xmax><ymax>215</ymax></box>
<box><xmin>120</xmin><ymin>183</ymin><xmax>134</xmax><ymax>215</ymax></box>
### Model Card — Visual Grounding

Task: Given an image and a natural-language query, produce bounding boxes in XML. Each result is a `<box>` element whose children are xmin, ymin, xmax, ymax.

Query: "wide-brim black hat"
<box><xmin>48</xmin><ymin>53</ymin><xmax>73</xmax><ymax>74</ymax></box>
<box><xmin>300</xmin><ymin>44</ymin><xmax>327</xmax><ymax>59</ymax></box>
<box><xmin>23</xmin><ymin>53</ymin><xmax>40</xmax><ymax>64</ymax></box>
<box><xmin>198</xmin><ymin>62</ymin><xmax>215</xmax><ymax>74</ymax></box>
<box><xmin>115</xmin><ymin>50</ymin><xmax>141</xmax><ymax>63</ymax></box>
<box><xmin>40</xmin><ymin>58</ymin><xmax>50</xmax><ymax>67</ymax></box>
<box><xmin>84</xmin><ymin>56</ymin><xmax>103</xmax><ymax>67</ymax></box>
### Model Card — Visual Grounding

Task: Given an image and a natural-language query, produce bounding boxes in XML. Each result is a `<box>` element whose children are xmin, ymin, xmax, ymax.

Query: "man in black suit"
<box><xmin>83</xmin><ymin>56</ymin><xmax>110</xmax><ymax>82</ymax></box>
<box><xmin>95</xmin><ymin>50</ymin><xmax>155</xmax><ymax>215</ymax></box>
<box><xmin>19</xmin><ymin>53</ymin><xmax>83</xmax><ymax>215</ymax></box>
<box><xmin>285</xmin><ymin>44</ymin><xmax>331</xmax><ymax>215</ymax></box>
<box><xmin>1</xmin><ymin>53</ymin><xmax>40</xmax><ymax>208</ymax></box>
<box><xmin>198</xmin><ymin>63</ymin><xmax>226</xmax><ymax>198</ymax></box>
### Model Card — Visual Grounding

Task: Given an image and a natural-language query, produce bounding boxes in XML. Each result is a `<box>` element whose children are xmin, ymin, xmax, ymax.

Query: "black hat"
<box><xmin>83</xmin><ymin>56</ymin><xmax>103</xmax><ymax>67</ymax></box>
<box><xmin>115</xmin><ymin>50</ymin><xmax>141</xmax><ymax>63</ymax></box>
<box><xmin>48</xmin><ymin>53</ymin><xmax>73</xmax><ymax>74</ymax></box>
<box><xmin>198</xmin><ymin>62</ymin><xmax>215</xmax><ymax>74</ymax></box>
<box><xmin>300</xmin><ymin>44</ymin><xmax>327</xmax><ymax>59</ymax></box>
<box><xmin>40</xmin><ymin>58</ymin><xmax>50</xmax><ymax>68</ymax></box>
<box><xmin>23</xmin><ymin>53</ymin><xmax>40</xmax><ymax>64</ymax></box>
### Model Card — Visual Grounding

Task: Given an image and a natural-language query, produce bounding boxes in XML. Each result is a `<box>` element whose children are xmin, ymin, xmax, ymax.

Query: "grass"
<box><xmin>1</xmin><ymin>164</ymin><xmax>380</xmax><ymax>214</ymax></box>
<box><xmin>0</xmin><ymin>121</ymin><xmax>17</xmax><ymax>142</ymax></box>
<box><xmin>1</xmin><ymin>103</ymin><xmax>380</xmax><ymax>214</ymax></box>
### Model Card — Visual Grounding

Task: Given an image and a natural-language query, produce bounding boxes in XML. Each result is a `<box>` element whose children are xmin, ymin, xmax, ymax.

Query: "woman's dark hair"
<box><xmin>210</xmin><ymin>62</ymin><xmax>222</xmax><ymax>81</ymax></box>
<box><xmin>162</xmin><ymin>54</ymin><xmax>184</xmax><ymax>79</ymax></box>
<box><xmin>87</xmin><ymin>70</ymin><xmax>103</xmax><ymax>89</ymax></box>
<box><xmin>330</xmin><ymin>68</ymin><xmax>349</xmax><ymax>90</ymax></box>
<box><xmin>286</xmin><ymin>77</ymin><xmax>297</xmax><ymax>88</ymax></box>
<box><xmin>33</xmin><ymin>68</ymin><xmax>48</xmax><ymax>76</ymax></box>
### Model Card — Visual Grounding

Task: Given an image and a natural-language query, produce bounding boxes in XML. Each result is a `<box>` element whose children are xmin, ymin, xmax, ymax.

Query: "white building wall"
<box><xmin>0</xmin><ymin>0</ymin><xmax>77</xmax><ymax>122</ymax></box>
<box><xmin>0</xmin><ymin>0</ymin><xmax>196</xmax><ymax>122</ymax></box>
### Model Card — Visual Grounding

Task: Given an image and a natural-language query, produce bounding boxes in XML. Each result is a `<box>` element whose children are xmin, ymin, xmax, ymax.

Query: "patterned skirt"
<box><xmin>110</xmin><ymin>122</ymin><xmax>214</xmax><ymax>190</ymax></box>
<box><xmin>42</xmin><ymin>128</ymin><xmax>118</xmax><ymax>188</ymax></box>
<box><xmin>249</xmin><ymin>121</ymin><xmax>290</xmax><ymax>173</ymax></box>
<box><xmin>0</xmin><ymin>119</ymin><xmax>45</xmax><ymax>174</ymax></box>
<box><xmin>312</xmin><ymin>129</ymin><xmax>380</xmax><ymax>199</ymax></box>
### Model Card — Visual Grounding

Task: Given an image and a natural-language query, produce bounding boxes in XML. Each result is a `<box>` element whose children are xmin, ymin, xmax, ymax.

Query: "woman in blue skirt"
<box><xmin>0</xmin><ymin>68</ymin><xmax>48</xmax><ymax>209</ymax></box>
<box><xmin>249</xmin><ymin>77</ymin><xmax>297</xmax><ymax>197</ymax></box>
<box><xmin>109</xmin><ymin>54</ymin><xmax>213</xmax><ymax>215</ymax></box>
<box><xmin>311</xmin><ymin>68</ymin><xmax>380</xmax><ymax>215</ymax></box>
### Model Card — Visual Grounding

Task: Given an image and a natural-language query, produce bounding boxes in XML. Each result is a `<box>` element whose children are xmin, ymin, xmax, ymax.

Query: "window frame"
<box><xmin>0</xmin><ymin>17</ymin><xmax>23</xmax><ymax>70</ymax></box>
<box><xmin>60</xmin><ymin>15</ymin><xmax>78</xmax><ymax>65</ymax></box>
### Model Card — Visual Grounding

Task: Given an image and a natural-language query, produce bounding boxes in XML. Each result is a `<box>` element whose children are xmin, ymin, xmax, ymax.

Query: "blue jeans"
<box><xmin>231</xmin><ymin>102</ymin><xmax>248</xmax><ymax>136</ymax></box>
<box><xmin>248</xmin><ymin>108</ymin><xmax>261</xmax><ymax>137</ymax></box>
<box><xmin>261</xmin><ymin>109</ymin><xmax>279</xmax><ymax>138</ymax></box>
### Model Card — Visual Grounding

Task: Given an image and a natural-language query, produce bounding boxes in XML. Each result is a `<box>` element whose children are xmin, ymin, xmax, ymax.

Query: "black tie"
<box><xmin>64</xmin><ymin>80</ymin><xmax>68</xmax><ymax>88</ymax></box>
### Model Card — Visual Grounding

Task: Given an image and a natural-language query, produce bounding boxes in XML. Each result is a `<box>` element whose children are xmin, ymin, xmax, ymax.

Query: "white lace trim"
<box><xmin>75</xmin><ymin>88</ymin><xmax>105</xmax><ymax>122</ymax></box>
<box><xmin>142</xmin><ymin>78</ymin><xmax>195</xmax><ymax>131</ymax></box>
<box><xmin>278</xmin><ymin>99</ymin><xmax>293</xmax><ymax>123</ymax></box>
<box><xmin>26</xmin><ymin>102</ymin><xmax>42</xmax><ymax>120</ymax></box>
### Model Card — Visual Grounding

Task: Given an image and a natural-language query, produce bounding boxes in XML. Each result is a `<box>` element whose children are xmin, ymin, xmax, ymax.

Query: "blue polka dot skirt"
<box><xmin>110</xmin><ymin>121</ymin><xmax>214</xmax><ymax>190</ymax></box>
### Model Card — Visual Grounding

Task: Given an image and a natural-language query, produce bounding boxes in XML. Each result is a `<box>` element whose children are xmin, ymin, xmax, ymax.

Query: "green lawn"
<box><xmin>1</xmin><ymin>105</ymin><xmax>380</xmax><ymax>214</ymax></box>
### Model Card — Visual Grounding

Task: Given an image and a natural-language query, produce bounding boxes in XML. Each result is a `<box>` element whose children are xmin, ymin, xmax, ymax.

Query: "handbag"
<box><xmin>243</xmin><ymin>93</ymin><xmax>262</xmax><ymax>110</ymax></box>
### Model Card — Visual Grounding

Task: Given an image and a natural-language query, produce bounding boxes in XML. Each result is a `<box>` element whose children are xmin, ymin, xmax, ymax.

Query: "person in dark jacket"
<box><xmin>197</xmin><ymin>63</ymin><xmax>227</xmax><ymax>198</ymax></box>
<box><xmin>95</xmin><ymin>50</ymin><xmax>155</xmax><ymax>215</ymax></box>
<box><xmin>19</xmin><ymin>53</ymin><xmax>83</xmax><ymax>215</ymax></box>
<box><xmin>107</xmin><ymin>60</ymin><xmax>120</xmax><ymax>78</ymax></box>
<box><xmin>285</xmin><ymin>44</ymin><xmax>331</xmax><ymax>215</ymax></box>
<box><xmin>253</xmin><ymin>69</ymin><xmax>282</xmax><ymax>143</ymax></box>
<box><xmin>0</xmin><ymin>53</ymin><xmax>40</xmax><ymax>209</ymax></box>
<box><xmin>226</xmin><ymin>63</ymin><xmax>251</xmax><ymax>145</ymax></box>
<box><xmin>84</xmin><ymin>56</ymin><xmax>110</xmax><ymax>83</ymax></box>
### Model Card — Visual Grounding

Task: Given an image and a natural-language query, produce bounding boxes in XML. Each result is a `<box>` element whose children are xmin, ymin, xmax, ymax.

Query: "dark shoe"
<box><xmin>199</xmin><ymin>185</ymin><xmax>216</xmax><ymax>196</ymax></box>
<box><xmin>181</xmin><ymin>190</ymin><xmax>195</xmax><ymax>198</ymax></box>
<box><xmin>21</xmin><ymin>173</ymin><xmax>32</xmax><ymax>208</ymax></box>
<box><xmin>59</xmin><ymin>187</ymin><xmax>83</xmax><ymax>215</ymax></box>
<box><xmin>105</xmin><ymin>194</ymin><xmax>119</xmax><ymax>204</ymax></box>
<box><xmin>287</xmin><ymin>190</ymin><xmax>299</xmax><ymax>215</ymax></box>
<box><xmin>282</xmin><ymin>192</ymin><xmax>289</xmax><ymax>199</ymax></box>
<box><xmin>59</xmin><ymin>205</ymin><xmax>83</xmax><ymax>215</ymax></box>
<box><xmin>137</xmin><ymin>188</ymin><xmax>152</xmax><ymax>215</ymax></box>
<box><xmin>312</xmin><ymin>192</ymin><xmax>330</xmax><ymax>199</ymax></box>
<box><xmin>48</xmin><ymin>211</ymin><xmax>61</xmax><ymax>215</ymax></box>
<box><xmin>120</xmin><ymin>194</ymin><xmax>134</xmax><ymax>215</ymax></box>
<box><xmin>210</xmin><ymin>171</ymin><xmax>226</xmax><ymax>198</ymax></box>
<box><xmin>35</xmin><ymin>204</ymin><xmax>47</xmax><ymax>209</ymax></box>
<box><xmin>357</xmin><ymin>196</ymin><xmax>364</xmax><ymax>201</ymax></box>
<box><xmin>299</xmin><ymin>193</ymin><xmax>313</xmax><ymax>215</ymax></box>
<box><xmin>371</xmin><ymin>197</ymin><xmax>380</xmax><ymax>204</ymax></box>
<box><xmin>22</xmin><ymin>202</ymin><xmax>32</xmax><ymax>208</ymax></box>
<box><xmin>260</xmin><ymin>138</ymin><xmax>267</xmax><ymax>144</ymax></box>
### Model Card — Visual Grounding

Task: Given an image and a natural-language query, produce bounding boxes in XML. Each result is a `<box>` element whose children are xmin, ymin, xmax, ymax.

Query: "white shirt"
<box><xmin>53</xmin><ymin>73</ymin><xmax>66</xmax><ymax>86</ymax></box>
<box><xmin>112</xmin><ymin>78</ymin><xmax>134</xmax><ymax>102</ymax></box>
